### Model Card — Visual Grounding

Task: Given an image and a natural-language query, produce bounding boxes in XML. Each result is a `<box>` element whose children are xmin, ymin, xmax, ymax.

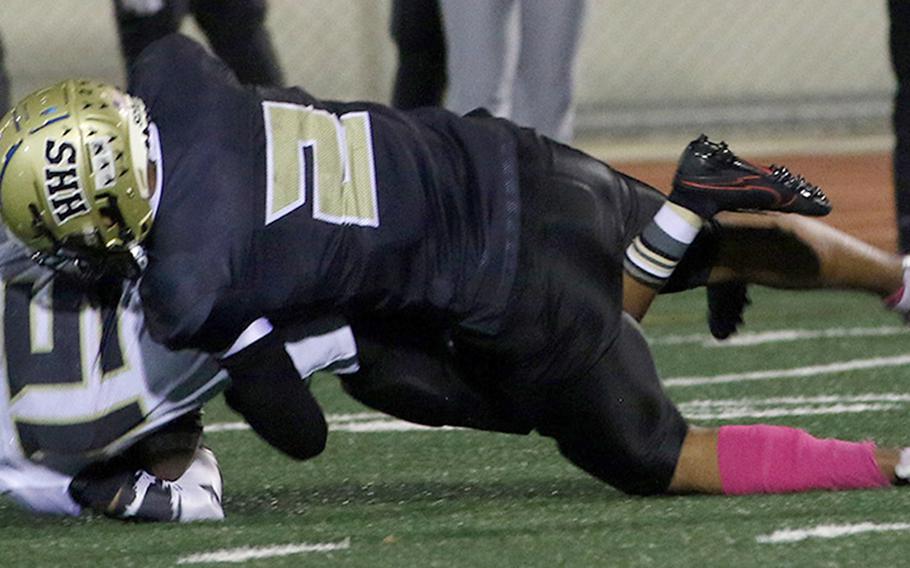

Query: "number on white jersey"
<box><xmin>1</xmin><ymin>281</ymin><xmax>139</xmax><ymax>460</ymax></box>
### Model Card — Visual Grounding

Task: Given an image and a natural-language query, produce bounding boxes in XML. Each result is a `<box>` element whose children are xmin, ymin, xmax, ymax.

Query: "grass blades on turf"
<box><xmin>3</xmin><ymin>287</ymin><xmax>910</xmax><ymax>567</ymax></box>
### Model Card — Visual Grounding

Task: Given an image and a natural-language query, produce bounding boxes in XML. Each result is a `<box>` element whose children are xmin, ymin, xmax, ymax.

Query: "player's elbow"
<box><xmin>284</xmin><ymin>416</ymin><xmax>328</xmax><ymax>461</ymax></box>
<box><xmin>224</xmin><ymin>383</ymin><xmax>329</xmax><ymax>461</ymax></box>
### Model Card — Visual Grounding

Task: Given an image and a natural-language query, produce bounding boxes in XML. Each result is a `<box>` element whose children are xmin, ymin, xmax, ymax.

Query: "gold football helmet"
<box><xmin>0</xmin><ymin>79</ymin><xmax>153</xmax><ymax>279</ymax></box>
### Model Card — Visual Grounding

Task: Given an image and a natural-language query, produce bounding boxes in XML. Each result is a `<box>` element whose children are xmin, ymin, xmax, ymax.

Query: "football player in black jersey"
<box><xmin>5</xmin><ymin>34</ymin><xmax>910</xmax><ymax>497</ymax></box>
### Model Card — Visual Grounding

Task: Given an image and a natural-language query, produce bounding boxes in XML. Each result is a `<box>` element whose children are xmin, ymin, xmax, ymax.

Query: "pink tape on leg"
<box><xmin>717</xmin><ymin>425</ymin><xmax>890</xmax><ymax>495</ymax></box>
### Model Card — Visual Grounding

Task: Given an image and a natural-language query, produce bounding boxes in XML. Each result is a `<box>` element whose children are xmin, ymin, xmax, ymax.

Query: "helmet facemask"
<box><xmin>0</xmin><ymin>80</ymin><xmax>154</xmax><ymax>281</ymax></box>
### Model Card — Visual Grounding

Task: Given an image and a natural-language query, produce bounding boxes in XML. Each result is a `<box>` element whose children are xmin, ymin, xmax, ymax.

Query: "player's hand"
<box><xmin>707</xmin><ymin>281</ymin><xmax>751</xmax><ymax>340</ymax></box>
<box><xmin>69</xmin><ymin>447</ymin><xmax>224</xmax><ymax>522</ymax></box>
<box><xmin>69</xmin><ymin>466</ymin><xmax>180</xmax><ymax>522</ymax></box>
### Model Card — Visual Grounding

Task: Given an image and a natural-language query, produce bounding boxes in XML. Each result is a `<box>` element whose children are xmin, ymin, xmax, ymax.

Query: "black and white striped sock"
<box><xmin>624</xmin><ymin>201</ymin><xmax>704</xmax><ymax>289</ymax></box>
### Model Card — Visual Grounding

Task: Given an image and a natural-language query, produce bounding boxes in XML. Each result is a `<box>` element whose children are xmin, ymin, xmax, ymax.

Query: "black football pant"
<box><xmin>343</xmin><ymin>133</ymin><xmax>718</xmax><ymax>495</ymax></box>
<box><xmin>114</xmin><ymin>0</ymin><xmax>284</xmax><ymax>87</ymax></box>
<box><xmin>343</xmin><ymin>316</ymin><xmax>534</xmax><ymax>435</ymax></box>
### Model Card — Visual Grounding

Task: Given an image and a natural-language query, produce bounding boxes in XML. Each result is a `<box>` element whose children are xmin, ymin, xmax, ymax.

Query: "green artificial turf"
<box><xmin>4</xmin><ymin>287</ymin><xmax>910</xmax><ymax>567</ymax></box>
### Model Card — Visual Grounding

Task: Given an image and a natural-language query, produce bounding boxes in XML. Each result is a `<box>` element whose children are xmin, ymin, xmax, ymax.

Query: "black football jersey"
<box><xmin>129</xmin><ymin>35</ymin><xmax>521</xmax><ymax>353</ymax></box>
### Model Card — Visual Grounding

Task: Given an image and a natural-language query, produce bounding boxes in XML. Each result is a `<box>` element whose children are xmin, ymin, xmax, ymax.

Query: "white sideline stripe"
<box><xmin>205</xmin><ymin>412</ymin><xmax>451</xmax><ymax>434</ymax></box>
<box><xmin>205</xmin><ymin>422</ymin><xmax>250</xmax><ymax>433</ymax></box>
<box><xmin>649</xmin><ymin>325</ymin><xmax>910</xmax><ymax>347</ymax></box>
<box><xmin>577</xmin><ymin>133</ymin><xmax>892</xmax><ymax>163</ymax></box>
<box><xmin>664</xmin><ymin>354</ymin><xmax>910</xmax><ymax>387</ymax></box>
<box><xmin>329</xmin><ymin>412</ymin><xmax>394</xmax><ymax>422</ymax></box>
<box><xmin>756</xmin><ymin>523</ymin><xmax>910</xmax><ymax>544</ymax></box>
<box><xmin>333</xmin><ymin>420</ymin><xmax>449</xmax><ymax>432</ymax></box>
<box><xmin>176</xmin><ymin>538</ymin><xmax>351</xmax><ymax>564</ymax></box>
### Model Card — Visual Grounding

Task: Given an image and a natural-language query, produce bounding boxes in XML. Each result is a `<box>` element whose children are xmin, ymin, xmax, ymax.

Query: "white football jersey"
<box><xmin>0</xmin><ymin>242</ymin><xmax>227</xmax><ymax>514</ymax></box>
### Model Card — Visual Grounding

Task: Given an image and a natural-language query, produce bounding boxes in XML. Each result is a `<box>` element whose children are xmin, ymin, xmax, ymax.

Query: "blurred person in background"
<box><xmin>890</xmin><ymin>0</ymin><xmax>910</xmax><ymax>252</ymax></box>
<box><xmin>440</xmin><ymin>0</ymin><xmax>585</xmax><ymax>142</ymax></box>
<box><xmin>0</xmin><ymin>33</ymin><xmax>8</xmax><ymax>114</ymax></box>
<box><xmin>114</xmin><ymin>0</ymin><xmax>284</xmax><ymax>86</ymax></box>
<box><xmin>390</xmin><ymin>0</ymin><xmax>447</xmax><ymax>110</ymax></box>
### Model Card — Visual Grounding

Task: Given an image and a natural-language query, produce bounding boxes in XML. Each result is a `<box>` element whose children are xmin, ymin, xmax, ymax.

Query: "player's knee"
<box><xmin>561</xmin><ymin>444</ymin><xmax>673</xmax><ymax>496</ymax></box>
<box><xmin>547</xmin><ymin>428</ymin><xmax>682</xmax><ymax>496</ymax></box>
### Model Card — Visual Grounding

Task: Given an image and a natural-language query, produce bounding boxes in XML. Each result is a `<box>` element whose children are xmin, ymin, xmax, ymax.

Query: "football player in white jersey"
<box><xmin>0</xmin><ymin>237</ymin><xmax>228</xmax><ymax>521</ymax></box>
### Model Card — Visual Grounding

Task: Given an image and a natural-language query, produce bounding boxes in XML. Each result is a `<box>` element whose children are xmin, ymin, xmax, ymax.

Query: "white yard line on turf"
<box><xmin>681</xmin><ymin>393</ymin><xmax>910</xmax><ymax>405</ymax></box>
<box><xmin>205</xmin><ymin>352</ymin><xmax>910</xmax><ymax>434</ymax></box>
<box><xmin>681</xmin><ymin>402</ymin><xmax>900</xmax><ymax>420</ymax></box>
<box><xmin>756</xmin><ymin>523</ymin><xmax>910</xmax><ymax>544</ymax></box>
<box><xmin>649</xmin><ymin>325</ymin><xmax>909</xmax><ymax>348</ymax></box>
<box><xmin>663</xmin><ymin>354</ymin><xmax>910</xmax><ymax>387</ymax></box>
<box><xmin>678</xmin><ymin>393</ymin><xmax>910</xmax><ymax>420</ymax></box>
<box><xmin>332</xmin><ymin>420</ymin><xmax>458</xmax><ymax>432</ymax></box>
<box><xmin>176</xmin><ymin>538</ymin><xmax>350</xmax><ymax>564</ymax></box>
<box><xmin>628</xmin><ymin>391</ymin><xmax>910</xmax><ymax>420</ymax></box>
<box><xmin>205</xmin><ymin>412</ymin><xmax>441</xmax><ymax>433</ymax></box>
<box><xmin>206</xmin><ymin>392</ymin><xmax>910</xmax><ymax>431</ymax></box>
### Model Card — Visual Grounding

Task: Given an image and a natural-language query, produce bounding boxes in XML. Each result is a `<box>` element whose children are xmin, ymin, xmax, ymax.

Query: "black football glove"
<box><xmin>707</xmin><ymin>281</ymin><xmax>751</xmax><ymax>340</ymax></box>
<box><xmin>69</xmin><ymin>463</ymin><xmax>180</xmax><ymax>522</ymax></box>
<box><xmin>69</xmin><ymin>447</ymin><xmax>224</xmax><ymax>522</ymax></box>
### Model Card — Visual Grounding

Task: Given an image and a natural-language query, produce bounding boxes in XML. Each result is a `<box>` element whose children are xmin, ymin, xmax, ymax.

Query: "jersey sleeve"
<box><xmin>128</xmin><ymin>33</ymin><xmax>242</xmax><ymax>107</ymax></box>
<box><xmin>0</xmin><ymin>462</ymin><xmax>81</xmax><ymax>516</ymax></box>
<box><xmin>278</xmin><ymin>316</ymin><xmax>360</xmax><ymax>377</ymax></box>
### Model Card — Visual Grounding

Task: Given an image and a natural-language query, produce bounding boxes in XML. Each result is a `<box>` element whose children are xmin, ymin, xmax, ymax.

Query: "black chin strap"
<box><xmin>30</xmin><ymin>243</ymin><xmax>146</xmax><ymax>286</ymax></box>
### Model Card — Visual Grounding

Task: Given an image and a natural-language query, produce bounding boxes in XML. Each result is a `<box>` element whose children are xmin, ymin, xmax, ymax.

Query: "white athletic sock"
<box><xmin>884</xmin><ymin>256</ymin><xmax>910</xmax><ymax>317</ymax></box>
<box><xmin>895</xmin><ymin>447</ymin><xmax>910</xmax><ymax>483</ymax></box>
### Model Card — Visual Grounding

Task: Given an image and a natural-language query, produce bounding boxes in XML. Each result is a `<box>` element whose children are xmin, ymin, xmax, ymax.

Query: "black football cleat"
<box><xmin>670</xmin><ymin>134</ymin><xmax>831</xmax><ymax>219</ymax></box>
<box><xmin>707</xmin><ymin>281</ymin><xmax>751</xmax><ymax>340</ymax></box>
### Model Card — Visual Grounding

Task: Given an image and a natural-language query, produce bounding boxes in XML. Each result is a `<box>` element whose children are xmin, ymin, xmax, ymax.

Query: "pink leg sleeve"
<box><xmin>717</xmin><ymin>425</ymin><xmax>890</xmax><ymax>495</ymax></box>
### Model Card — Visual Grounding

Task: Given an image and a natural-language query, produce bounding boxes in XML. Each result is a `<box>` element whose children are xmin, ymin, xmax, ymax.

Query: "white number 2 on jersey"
<box><xmin>263</xmin><ymin>101</ymin><xmax>380</xmax><ymax>227</ymax></box>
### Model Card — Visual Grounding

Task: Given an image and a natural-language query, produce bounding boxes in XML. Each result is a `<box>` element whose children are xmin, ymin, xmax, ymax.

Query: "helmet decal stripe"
<box><xmin>28</xmin><ymin>114</ymin><xmax>71</xmax><ymax>135</ymax></box>
<box><xmin>0</xmin><ymin>140</ymin><xmax>22</xmax><ymax>190</ymax></box>
<box><xmin>89</xmin><ymin>139</ymin><xmax>117</xmax><ymax>190</ymax></box>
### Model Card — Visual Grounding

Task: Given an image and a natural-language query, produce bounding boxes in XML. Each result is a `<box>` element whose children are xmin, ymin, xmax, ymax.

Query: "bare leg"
<box><xmin>623</xmin><ymin>272</ymin><xmax>660</xmax><ymax>321</ymax></box>
<box><xmin>623</xmin><ymin>135</ymin><xmax>847</xmax><ymax>324</ymax></box>
<box><xmin>707</xmin><ymin>212</ymin><xmax>903</xmax><ymax>295</ymax></box>
<box><xmin>623</xmin><ymin>212</ymin><xmax>905</xmax><ymax>322</ymax></box>
<box><xmin>667</xmin><ymin>426</ymin><xmax>721</xmax><ymax>493</ymax></box>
